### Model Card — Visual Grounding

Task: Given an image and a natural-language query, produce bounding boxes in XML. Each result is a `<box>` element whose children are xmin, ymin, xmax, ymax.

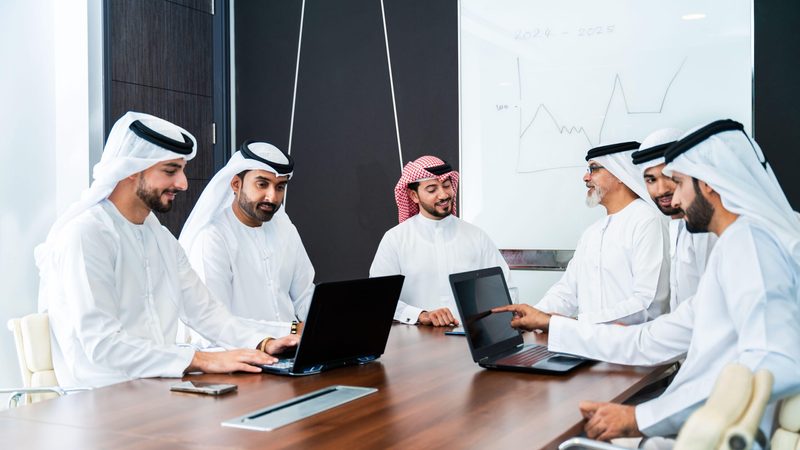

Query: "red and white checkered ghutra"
<box><xmin>393</xmin><ymin>155</ymin><xmax>459</xmax><ymax>223</ymax></box>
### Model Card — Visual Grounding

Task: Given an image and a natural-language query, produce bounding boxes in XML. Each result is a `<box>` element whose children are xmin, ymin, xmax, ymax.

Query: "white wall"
<box><xmin>0</xmin><ymin>0</ymin><xmax>100</xmax><ymax>406</ymax></box>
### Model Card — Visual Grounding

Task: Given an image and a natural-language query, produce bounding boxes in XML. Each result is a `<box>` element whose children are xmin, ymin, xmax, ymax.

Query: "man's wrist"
<box><xmin>257</xmin><ymin>337</ymin><xmax>274</xmax><ymax>353</ymax></box>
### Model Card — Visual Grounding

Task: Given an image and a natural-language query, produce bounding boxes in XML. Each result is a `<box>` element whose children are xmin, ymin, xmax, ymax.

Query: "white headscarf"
<box><xmin>662</xmin><ymin>122</ymin><xmax>800</xmax><ymax>264</ymax></box>
<box><xmin>36</xmin><ymin>111</ymin><xmax>197</xmax><ymax>310</ymax></box>
<box><xmin>591</xmin><ymin>147</ymin><xmax>655</xmax><ymax>211</ymax></box>
<box><xmin>178</xmin><ymin>142</ymin><xmax>293</xmax><ymax>254</ymax></box>
<box><xmin>626</xmin><ymin>128</ymin><xmax>685</xmax><ymax>205</ymax></box>
<box><xmin>637</xmin><ymin>128</ymin><xmax>685</xmax><ymax>173</ymax></box>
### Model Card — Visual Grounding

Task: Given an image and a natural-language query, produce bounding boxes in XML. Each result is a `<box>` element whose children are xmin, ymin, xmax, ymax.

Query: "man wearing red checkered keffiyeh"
<box><xmin>393</xmin><ymin>155</ymin><xmax>460</xmax><ymax>223</ymax></box>
<box><xmin>370</xmin><ymin>155</ymin><xmax>510</xmax><ymax>327</ymax></box>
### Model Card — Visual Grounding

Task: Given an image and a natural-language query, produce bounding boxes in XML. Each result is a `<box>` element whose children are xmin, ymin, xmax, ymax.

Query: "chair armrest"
<box><xmin>0</xmin><ymin>387</ymin><xmax>92</xmax><ymax>408</ymax></box>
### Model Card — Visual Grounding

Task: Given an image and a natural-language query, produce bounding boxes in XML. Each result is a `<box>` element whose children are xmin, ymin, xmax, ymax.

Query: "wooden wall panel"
<box><xmin>169</xmin><ymin>0</ymin><xmax>213</xmax><ymax>15</ymax></box>
<box><xmin>109</xmin><ymin>0</ymin><xmax>213</xmax><ymax>97</ymax></box>
<box><xmin>106</xmin><ymin>0</ymin><xmax>216</xmax><ymax>237</ymax></box>
<box><xmin>109</xmin><ymin>81</ymin><xmax>214</xmax><ymax>180</ymax></box>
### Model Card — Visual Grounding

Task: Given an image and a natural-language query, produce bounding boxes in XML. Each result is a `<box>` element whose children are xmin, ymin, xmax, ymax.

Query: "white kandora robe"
<box><xmin>535</xmin><ymin>198</ymin><xmax>670</xmax><ymax>324</ymax></box>
<box><xmin>548</xmin><ymin>218</ymin><xmax>800</xmax><ymax>436</ymax></box>
<box><xmin>668</xmin><ymin>219</ymin><xmax>715</xmax><ymax>310</ymax></box>
<box><xmin>48</xmin><ymin>201</ymin><xmax>272</xmax><ymax>388</ymax></box>
<box><xmin>370</xmin><ymin>214</ymin><xmax>510</xmax><ymax>324</ymax></box>
<box><xmin>187</xmin><ymin>207</ymin><xmax>314</xmax><ymax>340</ymax></box>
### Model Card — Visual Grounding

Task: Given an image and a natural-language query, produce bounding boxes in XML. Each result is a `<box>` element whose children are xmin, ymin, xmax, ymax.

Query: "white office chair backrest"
<box><xmin>771</xmin><ymin>394</ymin><xmax>800</xmax><ymax>450</ymax></box>
<box><xmin>674</xmin><ymin>363</ymin><xmax>773</xmax><ymax>450</ymax></box>
<box><xmin>7</xmin><ymin>313</ymin><xmax>59</xmax><ymax>403</ymax></box>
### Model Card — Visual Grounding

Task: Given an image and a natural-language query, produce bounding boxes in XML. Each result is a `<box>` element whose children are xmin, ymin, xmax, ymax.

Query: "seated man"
<box><xmin>495</xmin><ymin>120</ymin><xmax>800</xmax><ymax>441</ymax></box>
<box><xmin>179</xmin><ymin>141</ymin><xmax>315</xmax><ymax>343</ymax></box>
<box><xmin>534</xmin><ymin>142</ymin><xmax>670</xmax><ymax>324</ymax></box>
<box><xmin>632</xmin><ymin>129</ymin><xmax>716</xmax><ymax>310</ymax></box>
<box><xmin>369</xmin><ymin>155</ymin><xmax>510</xmax><ymax>327</ymax></box>
<box><xmin>35</xmin><ymin>112</ymin><xmax>297</xmax><ymax>388</ymax></box>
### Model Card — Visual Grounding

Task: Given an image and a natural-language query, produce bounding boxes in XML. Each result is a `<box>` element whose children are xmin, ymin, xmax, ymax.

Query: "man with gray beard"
<box><xmin>533</xmin><ymin>142</ymin><xmax>670</xmax><ymax>325</ymax></box>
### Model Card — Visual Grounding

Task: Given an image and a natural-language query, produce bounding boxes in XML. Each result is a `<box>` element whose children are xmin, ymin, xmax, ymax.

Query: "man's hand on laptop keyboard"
<box><xmin>418</xmin><ymin>308</ymin><xmax>459</xmax><ymax>327</ymax></box>
<box><xmin>491</xmin><ymin>304</ymin><xmax>551</xmax><ymax>332</ymax></box>
<box><xmin>264</xmin><ymin>335</ymin><xmax>300</xmax><ymax>356</ymax></box>
<box><xmin>186</xmin><ymin>349</ymin><xmax>277</xmax><ymax>374</ymax></box>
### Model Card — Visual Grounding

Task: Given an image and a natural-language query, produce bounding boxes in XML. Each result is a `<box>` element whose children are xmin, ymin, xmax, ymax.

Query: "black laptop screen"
<box><xmin>452</xmin><ymin>273</ymin><xmax>519</xmax><ymax>351</ymax></box>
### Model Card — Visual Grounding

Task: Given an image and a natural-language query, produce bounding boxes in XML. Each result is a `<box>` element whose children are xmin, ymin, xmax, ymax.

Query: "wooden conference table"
<box><xmin>1</xmin><ymin>325</ymin><xmax>668</xmax><ymax>449</ymax></box>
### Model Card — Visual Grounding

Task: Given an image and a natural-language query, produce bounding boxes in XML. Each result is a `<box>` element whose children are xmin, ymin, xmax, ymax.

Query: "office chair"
<box><xmin>559</xmin><ymin>363</ymin><xmax>774</xmax><ymax>450</ymax></box>
<box><xmin>1</xmin><ymin>313</ymin><xmax>89</xmax><ymax>408</ymax></box>
<box><xmin>771</xmin><ymin>394</ymin><xmax>800</xmax><ymax>450</ymax></box>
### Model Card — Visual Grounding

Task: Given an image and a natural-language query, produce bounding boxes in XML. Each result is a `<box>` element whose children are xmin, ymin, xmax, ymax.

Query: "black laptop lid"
<box><xmin>450</xmin><ymin>267</ymin><xmax>523</xmax><ymax>362</ymax></box>
<box><xmin>293</xmin><ymin>275</ymin><xmax>404</xmax><ymax>372</ymax></box>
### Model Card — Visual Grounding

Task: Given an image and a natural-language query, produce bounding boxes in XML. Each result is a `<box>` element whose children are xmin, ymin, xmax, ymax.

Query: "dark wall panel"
<box><xmin>235</xmin><ymin>0</ymin><xmax>303</xmax><ymax>150</ymax></box>
<box><xmin>169</xmin><ymin>0</ymin><xmax>213</xmax><ymax>14</ymax></box>
<box><xmin>755</xmin><ymin>0</ymin><xmax>800</xmax><ymax>209</ymax></box>
<box><xmin>289</xmin><ymin>0</ymin><xmax>399</xmax><ymax>282</ymax></box>
<box><xmin>106</xmin><ymin>0</ymin><xmax>216</xmax><ymax>237</ymax></box>
<box><xmin>110</xmin><ymin>0</ymin><xmax>213</xmax><ymax>97</ymax></box>
<box><xmin>235</xmin><ymin>0</ymin><xmax>458</xmax><ymax>282</ymax></box>
<box><xmin>383</xmin><ymin>0</ymin><xmax>459</xmax><ymax>164</ymax></box>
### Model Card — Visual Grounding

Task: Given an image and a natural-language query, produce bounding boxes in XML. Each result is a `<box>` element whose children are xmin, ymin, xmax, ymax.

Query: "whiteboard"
<box><xmin>460</xmin><ymin>0</ymin><xmax>752</xmax><ymax>250</ymax></box>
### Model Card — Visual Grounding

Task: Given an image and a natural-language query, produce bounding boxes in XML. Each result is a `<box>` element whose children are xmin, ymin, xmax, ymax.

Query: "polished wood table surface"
<box><xmin>1</xmin><ymin>325</ymin><xmax>667</xmax><ymax>449</ymax></box>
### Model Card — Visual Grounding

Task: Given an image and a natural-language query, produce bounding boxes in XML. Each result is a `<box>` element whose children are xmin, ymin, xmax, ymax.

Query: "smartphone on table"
<box><xmin>170</xmin><ymin>381</ymin><xmax>237</xmax><ymax>395</ymax></box>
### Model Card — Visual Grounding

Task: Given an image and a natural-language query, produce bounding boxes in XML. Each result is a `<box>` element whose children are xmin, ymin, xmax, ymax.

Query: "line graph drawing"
<box><xmin>515</xmin><ymin>57</ymin><xmax>687</xmax><ymax>173</ymax></box>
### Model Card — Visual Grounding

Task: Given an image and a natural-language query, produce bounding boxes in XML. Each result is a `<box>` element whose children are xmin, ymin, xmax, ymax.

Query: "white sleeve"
<box><xmin>724</xmin><ymin>230</ymin><xmax>800</xmax><ymax>401</ymax></box>
<box><xmin>578</xmin><ymin>216</ymin><xmax>668</xmax><ymax>323</ymax></box>
<box><xmin>50</xmin><ymin>225</ymin><xmax>194</xmax><ymax>380</ymax></box>
<box><xmin>289</xmin><ymin>230</ymin><xmax>316</xmax><ymax>321</ymax></box>
<box><xmin>548</xmin><ymin>297</ymin><xmax>693</xmax><ymax>365</ymax></box>
<box><xmin>535</xmin><ymin>237</ymin><xmax>583</xmax><ymax>316</ymax></box>
<box><xmin>369</xmin><ymin>232</ymin><xmax>420</xmax><ymax>324</ymax></box>
<box><xmin>635</xmin><ymin>229</ymin><xmax>800</xmax><ymax>437</ymax></box>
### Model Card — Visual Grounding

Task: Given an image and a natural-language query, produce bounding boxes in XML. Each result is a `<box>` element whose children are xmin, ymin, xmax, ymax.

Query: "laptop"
<box><xmin>259</xmin><ymin>275</ymin><xmax>404</xmax><ymax>376</ymax></box>
<box><xmin>449</xmin><ymin>267</ymin><xmax>587</xmax><ymax>374</ymax></box>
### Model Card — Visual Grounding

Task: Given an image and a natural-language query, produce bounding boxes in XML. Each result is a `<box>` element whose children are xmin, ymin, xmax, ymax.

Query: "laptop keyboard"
<box><xmin>267</xmin><ymin>359</ymin><xmax>295</xmax><ymax>370</ymax></box>
<box><xmin>494</xmin><ymin>346</ymin><xmax>552</xmax><ymax>367</ymax></box>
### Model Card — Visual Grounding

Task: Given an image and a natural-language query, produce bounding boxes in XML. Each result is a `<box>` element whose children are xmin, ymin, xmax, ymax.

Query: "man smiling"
<box><xmin>179</xmin><ymin>141</ymin><xmax>315</xmax><ymax>343</ymax></box>
<box><xmin>494</xmin><ymin>120</ymin><xmax>800</xmax><ymax>442</ymax></box>
<box><xmin>533</xmin><ymin>141</ymin><xmax>670</xmax><ymax>324</ymax></box>
<box><xmin>369</xmin><ymin>155</ymin><xmax>509</xmax><ymax>327</ymax></box>
<box><xmin>632</xmin><ymin>129</ymin><xmax>716</xmax><ymax>310</ymax></box>
<box><xmin>36</xmin><ymin>113</ymin><xmax>297</xmax><ymax>388</ymax></box>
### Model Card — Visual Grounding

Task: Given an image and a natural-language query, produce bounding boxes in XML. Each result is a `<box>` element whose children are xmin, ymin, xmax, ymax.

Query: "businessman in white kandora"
<box><xmin>495</xmin><ymin>120</ymin><xmax>800</xmax><ymax>441</ymax></box>
<box><xmin>36</xmin><ymin>112</ymin><xmax>297</xmax><ymax>388</ymax></box>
